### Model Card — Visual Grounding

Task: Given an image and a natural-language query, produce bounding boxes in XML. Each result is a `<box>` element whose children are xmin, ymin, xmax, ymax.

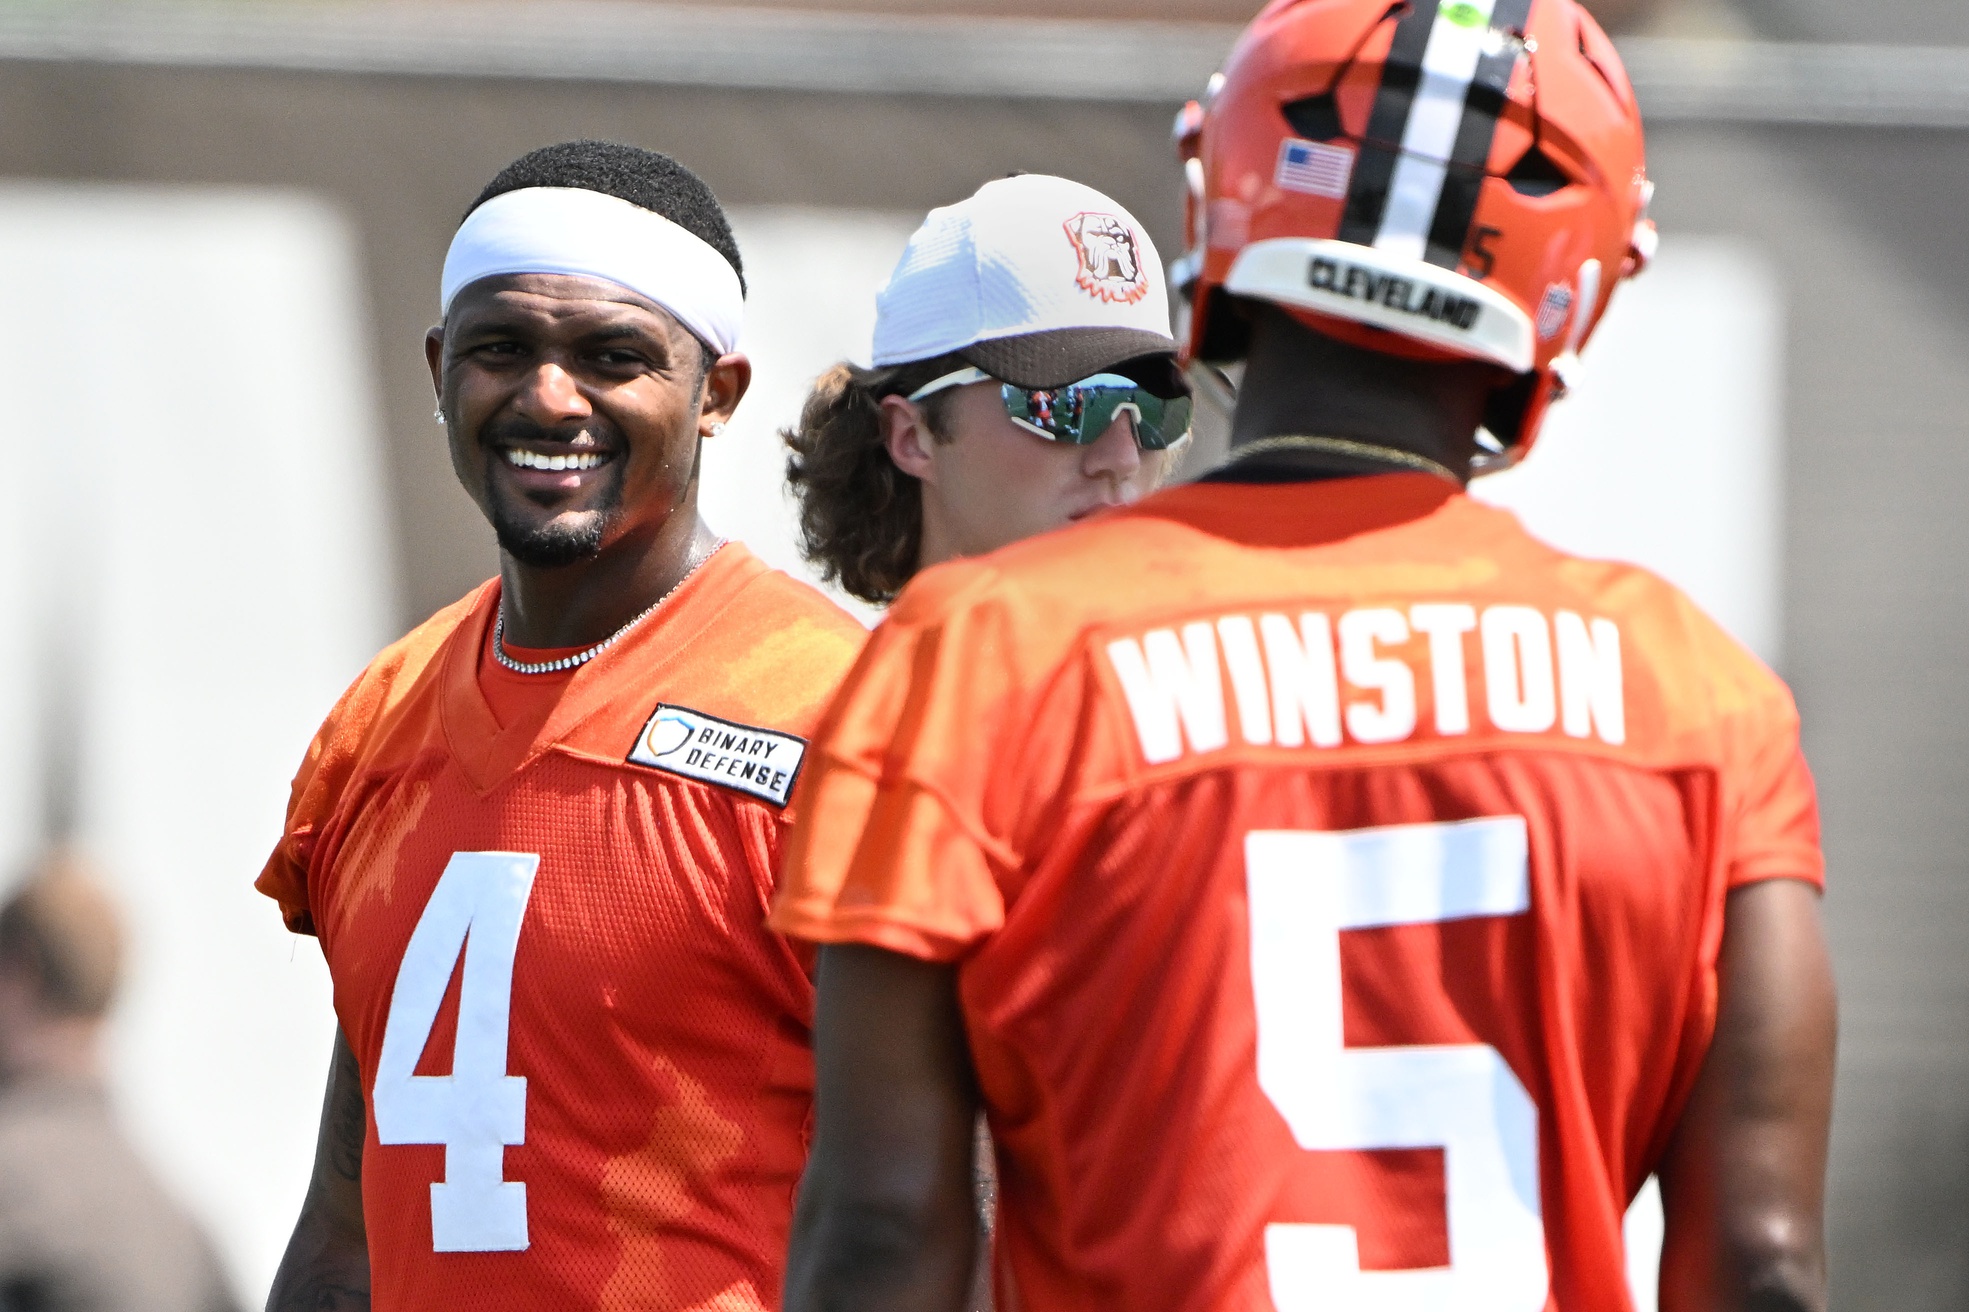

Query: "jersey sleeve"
<box><xmin>770</xmin><ymin>566</ymin><xmax>1032</xmax><ymax>963</ymax></box>
<box><xmin>255</xmin><ymin>662</ymin><xmax>386</xmax><ymax>936</ymax></box>
<box><xmin>1723</xmin><ymin>678</ymin><xmax>1825</xmax><ymax>891</ymax></box>
<box><xmin>256</xmin><ymin>703</ymin><xmax>345</xmax><ymax>935</ymax></box>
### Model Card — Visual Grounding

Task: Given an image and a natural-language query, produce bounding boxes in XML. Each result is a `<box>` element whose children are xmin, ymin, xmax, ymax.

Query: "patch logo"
<box><xmin>627</xmin><ymin>703</ymin><xmax>807</xmax><ymax>807</ymax></box>
<box><xmin>1535</xmin><ymin>281</ymin><xmax>1574</xmax><ymax>341</ymax></box>
<box><xmin>1064</xmin><ymin>211</ymin><xmax>1149</xmax><ymax>304</ymax></box>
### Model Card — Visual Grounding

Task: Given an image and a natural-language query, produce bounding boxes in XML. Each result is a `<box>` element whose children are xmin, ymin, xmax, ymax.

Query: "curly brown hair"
<box><xmin>783</xmin><ymin>353</ymin><xmax>968</xmax><ymax>605</ymax></box>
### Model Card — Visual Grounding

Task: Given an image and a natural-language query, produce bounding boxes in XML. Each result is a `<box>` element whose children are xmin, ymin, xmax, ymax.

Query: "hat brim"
<box><xmin>961</xmin><ymin>328</ymin><xmax>1189</xmax><ymax>398</ymax></box>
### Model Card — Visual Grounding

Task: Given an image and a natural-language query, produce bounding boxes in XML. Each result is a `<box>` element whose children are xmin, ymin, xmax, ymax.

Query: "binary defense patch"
<box><xmin>627</xmin><ymin>703</ymin><xmax>807</xmax><ymax>807</ymax></box>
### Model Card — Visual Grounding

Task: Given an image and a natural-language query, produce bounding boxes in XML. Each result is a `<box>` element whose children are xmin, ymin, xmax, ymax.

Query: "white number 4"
<box><xmin>372</xmin><ymin>851</ymin><xmax>538</xmax><ymax>1252</ymax></box>
<box><xmin>1247</xmin><ymin>817</ymin><xmax>1548</xmax><ymax>1311</ymax></box>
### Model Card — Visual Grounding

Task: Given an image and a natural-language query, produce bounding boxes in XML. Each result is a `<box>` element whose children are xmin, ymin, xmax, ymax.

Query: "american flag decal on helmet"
<box><xmin>1276</xmin><ymin>138</ymin><xmax>1355</xmax><ymax>199</ymax></box>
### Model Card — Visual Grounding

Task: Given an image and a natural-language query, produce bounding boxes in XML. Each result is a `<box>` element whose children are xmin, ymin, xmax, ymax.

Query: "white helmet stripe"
<box><xmin>1376</xmin><ymin>0</ymin><xmax>1505</xmax><ymax>260</ymax></box>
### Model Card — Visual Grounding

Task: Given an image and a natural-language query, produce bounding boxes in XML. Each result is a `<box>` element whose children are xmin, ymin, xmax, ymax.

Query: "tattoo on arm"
<box><xmin>267</xmin><ymin>1030</ymin><xmax>371</xmax><ymax>1312</ymax></box>
<box><xmin>326</xmin><ymin>1037</ymin><xmax>366</xmax><ymax>1184</ymax></box>
<box><xmin>273</xmin><ymin>1282</ymin><xmax>371</xmax><ymax>1311</ymax></box>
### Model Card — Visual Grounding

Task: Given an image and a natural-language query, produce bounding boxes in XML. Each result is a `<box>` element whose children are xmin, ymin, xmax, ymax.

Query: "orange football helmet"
<box><xmin>1173</xmin><ymin>0</ymin><xmax>1656</xmax><ymax>462</ymax></box>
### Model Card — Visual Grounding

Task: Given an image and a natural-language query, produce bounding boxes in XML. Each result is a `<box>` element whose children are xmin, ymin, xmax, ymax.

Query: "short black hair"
<box><xmin>467</xmin><ymin>140</ymin><xmax>745</xmax><ymax>296</ymax></box>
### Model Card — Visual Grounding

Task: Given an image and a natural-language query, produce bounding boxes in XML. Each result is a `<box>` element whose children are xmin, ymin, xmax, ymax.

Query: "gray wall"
<box><xmin>0</xmin><ymin>51</ymin><xmax>1959</xmax><ymax>1307</ymax></box>
<box><xmin>1737</xmin><ymin>0</ymin><xmax>1969</xmax><ymax>43</ymax></box>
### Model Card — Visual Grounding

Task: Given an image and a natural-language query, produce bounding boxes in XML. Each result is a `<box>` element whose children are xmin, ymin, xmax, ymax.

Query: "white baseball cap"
<box><xmin>872</xmin><ymin>174</ymin><xmax>1186</xmax><ymax>396</ymax></box>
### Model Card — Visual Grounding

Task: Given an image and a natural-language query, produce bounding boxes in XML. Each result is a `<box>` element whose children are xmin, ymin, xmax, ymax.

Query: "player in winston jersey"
<box><xmin>258</xmin><ymin>142</ymin><xmax>865</xmax><ymax>1311</ymax></box>
<box><xmin>773</xmin><ymin>3</ymin><xmax>1835</xmax><ymax>1311</ymax></box>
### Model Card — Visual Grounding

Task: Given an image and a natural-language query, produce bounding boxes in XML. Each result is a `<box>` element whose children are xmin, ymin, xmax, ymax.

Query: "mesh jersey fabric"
<box><xmin>258</xmin><ymin>543</ymin><xmax>866</xmax><ymax>1312</ymax></box>
<box><xmin>770</xmin><ymin>475</ymin><xmax>1822</xmax><ymax>1312</ymax></box>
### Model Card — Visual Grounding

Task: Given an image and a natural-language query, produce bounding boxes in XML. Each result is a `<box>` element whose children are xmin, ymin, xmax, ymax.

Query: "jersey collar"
<box><xmin>438</xmin><ymin>542</ymin><xmax>764</xmax><ymax>794</ymax></box>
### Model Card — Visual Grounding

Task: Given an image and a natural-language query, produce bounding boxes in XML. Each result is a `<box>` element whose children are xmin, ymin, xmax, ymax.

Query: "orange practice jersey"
<box><xmin>772</xmin><ymin>475</ymin><xmax>1822</xmax><ymax>1312</ymax></box>
<box><xmin>260</xmin><ymin>544</ymin><xmax>865</xmax><ymax>1312</ymax></box>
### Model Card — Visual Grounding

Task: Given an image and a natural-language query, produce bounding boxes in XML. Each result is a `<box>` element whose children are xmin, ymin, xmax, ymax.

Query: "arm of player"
<box><xmin>784</xmin><ymin>945</ymin><xmax>982</xmax><ymax>1312</ymax></box>
<box><xmin>266</xmin><ymin>1027</ymin><xmax>371</xmax><ymax>1312</ymax></box>
<box><xmin>1657</xmin><ymin>878</ymin><xmax>1837</xmax><ymax>1312</ymax></box>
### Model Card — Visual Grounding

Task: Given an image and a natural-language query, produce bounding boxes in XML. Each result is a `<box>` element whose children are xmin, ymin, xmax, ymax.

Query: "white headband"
<box><xmin>440</xmin><ymin>186</ymin><xmax>744</xmax><ymax>356</ymax></box>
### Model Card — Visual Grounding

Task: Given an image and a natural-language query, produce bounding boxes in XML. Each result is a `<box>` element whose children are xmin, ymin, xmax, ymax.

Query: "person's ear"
<box><xmin>699</xmin><ymin>353</ymin><xmax>753</xmax><ymax>437</ymax></box>
<box><xmin>882</xmin><ymin>395</ymin><xmax>941</xmax><ymax>484</ymax></box>
<box><xmin>424</xmin><ymin>325</ymin><xmax>445</xmax><ymax>410</ymax></box>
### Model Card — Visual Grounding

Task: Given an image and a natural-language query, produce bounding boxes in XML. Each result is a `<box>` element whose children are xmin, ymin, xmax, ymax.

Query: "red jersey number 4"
<box><xmin>372</xmin><ymin>851</ymin><xmax>539</xmax><ymax>1253</ymax></box>
<box><xmin>1248</xmin><ymin>817</ymin><xmax>1549</xmax><ymax>1309</ymax></box>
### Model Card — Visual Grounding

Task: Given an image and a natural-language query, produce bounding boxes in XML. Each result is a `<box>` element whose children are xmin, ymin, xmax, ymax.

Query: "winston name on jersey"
<box><xmin>1108</xmin><ymin>600</ymin><xmax>1623</xmax><ymax>765</ymax></box>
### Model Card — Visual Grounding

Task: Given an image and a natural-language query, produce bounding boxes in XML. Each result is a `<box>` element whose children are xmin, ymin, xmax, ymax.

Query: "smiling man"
<box><xmin>257</xmin><ymin>141</ymin><xmax>866</xmax><ymax>1312</ymax></box>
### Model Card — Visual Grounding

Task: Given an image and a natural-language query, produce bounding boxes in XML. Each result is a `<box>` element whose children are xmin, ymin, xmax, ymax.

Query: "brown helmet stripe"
<box><xmin>1337</xmin><ymin>2</ymin><xmax>1441</xmax><ymax>247</ymax></box>
<box><xmin>1424</xmin><ymin>0</ymin><xmax>1536</xmax><ymax>271</ymax></box>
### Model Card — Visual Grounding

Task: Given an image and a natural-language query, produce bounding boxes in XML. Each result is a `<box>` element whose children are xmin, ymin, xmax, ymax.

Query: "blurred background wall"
<box><xmin>0</xmin><ymin>0</ymin><xmax>1958</xmax><ymax>1304</ymax></box>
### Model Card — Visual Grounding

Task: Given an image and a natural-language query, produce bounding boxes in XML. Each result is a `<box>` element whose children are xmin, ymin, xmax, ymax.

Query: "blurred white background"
<box><xmin>0</xmin><ymin>183</ymin><xmax>394</xmax><ymax>1301</ymax></box>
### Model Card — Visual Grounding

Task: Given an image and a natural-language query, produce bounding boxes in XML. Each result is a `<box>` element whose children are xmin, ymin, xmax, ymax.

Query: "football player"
<box><xmin>784</xmin><ymin>174</ymin><xmax>1190</xmax><ymax>608</ymax></box>
<box><xmin>259</xmin><ymin>141</ymin><xmax>865</xmax><ymax>1311</ymax></box>
<box><xmin>772</xmin><ymin>3</ymin><xmax>1836</xmax><ymax>1310</ymax></box>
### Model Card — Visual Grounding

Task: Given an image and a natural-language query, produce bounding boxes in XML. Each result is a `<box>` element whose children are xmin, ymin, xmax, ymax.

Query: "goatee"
<box><xmin>492</xmin><ymin>506</ymin><xmax>610</xmax><ymax>568</ymax></box>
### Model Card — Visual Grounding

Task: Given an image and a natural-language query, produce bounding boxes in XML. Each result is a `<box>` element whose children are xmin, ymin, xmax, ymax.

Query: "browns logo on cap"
<box><xmin>869</xmin><ymin>173</ymin><xmax>1184</xmax><ymax>395</ymax></box>
<box><xmin>1065</xmin><ymin>212</ymin><xmax>1150</xmax><ymax>306</ymax></box>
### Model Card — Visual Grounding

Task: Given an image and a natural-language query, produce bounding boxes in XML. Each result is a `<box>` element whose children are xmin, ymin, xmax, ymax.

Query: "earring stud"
<box><xmin>432</xmin><ymin>406</ymin><xmax>444</xmax><ymax>423</ymax></box>
<box><xmin>709</xmin><ymin>422</ymin><xmax>727</xmax><ymax>437</ymax></box>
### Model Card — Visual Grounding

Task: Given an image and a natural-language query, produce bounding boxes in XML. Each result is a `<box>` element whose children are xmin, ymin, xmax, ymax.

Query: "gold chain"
<box><xmin>1219</xmin><ymin>434</ymin><xmax>1460</xmax><ymax>485</ymax></box>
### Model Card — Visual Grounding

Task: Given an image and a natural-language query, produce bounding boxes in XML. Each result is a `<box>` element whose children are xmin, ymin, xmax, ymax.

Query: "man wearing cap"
<box><xmin>259</xmin><ymin>141</ymin><xmax>866</xmax><ymax>1312</ymax></box>
<box><xmin>783</xmin><ymin>174</ymin><xmax>1192</xmax><ymax>607</ymax></box>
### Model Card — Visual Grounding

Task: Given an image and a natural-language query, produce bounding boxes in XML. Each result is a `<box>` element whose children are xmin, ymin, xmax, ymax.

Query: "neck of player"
<box><xmin>1227</xmin><ymin>306</ymin><xmax>1504</xmax><ymax>484</ymax></box>
<box><xmin>497</xmin><ymin>502</ymin><xmax>719</xmax><ymax>651</ymax></box>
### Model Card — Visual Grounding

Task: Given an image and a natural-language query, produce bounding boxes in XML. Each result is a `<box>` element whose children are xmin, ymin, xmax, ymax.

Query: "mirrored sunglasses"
<box><xmin>907</xmin><ymin>367</ymin><xmax>1192</xmax><ymax>451</ymax></box>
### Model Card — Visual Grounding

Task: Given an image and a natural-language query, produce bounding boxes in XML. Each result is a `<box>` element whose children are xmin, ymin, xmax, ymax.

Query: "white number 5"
<box><xmin>372</xmin><ymin>851</ymin><xmax>539</xmax><ymax>1252</ymax></box>
<box><xmin>1247</xmin><ymin>817</ymin><xmax>1548</xmax><ymax>1310</ymax></box>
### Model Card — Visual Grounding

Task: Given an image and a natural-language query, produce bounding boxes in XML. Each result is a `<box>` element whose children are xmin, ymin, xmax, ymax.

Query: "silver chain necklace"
<box><xmin>492</xmin><ymin>538</ymin><xmax>725</xmax><ymax>675</ymax></box>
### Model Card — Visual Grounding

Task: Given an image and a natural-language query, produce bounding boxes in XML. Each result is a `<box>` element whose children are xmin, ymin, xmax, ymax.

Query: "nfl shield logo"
<box><xmin>1535</xmin><ymin>282</ymin><xmax>1575</xmax><ymax>341</ymax></box>
<box><xmin>1064</xmin><ymin>211</ymin><xmax>1150</xmax><ymax>305</ymax></box>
